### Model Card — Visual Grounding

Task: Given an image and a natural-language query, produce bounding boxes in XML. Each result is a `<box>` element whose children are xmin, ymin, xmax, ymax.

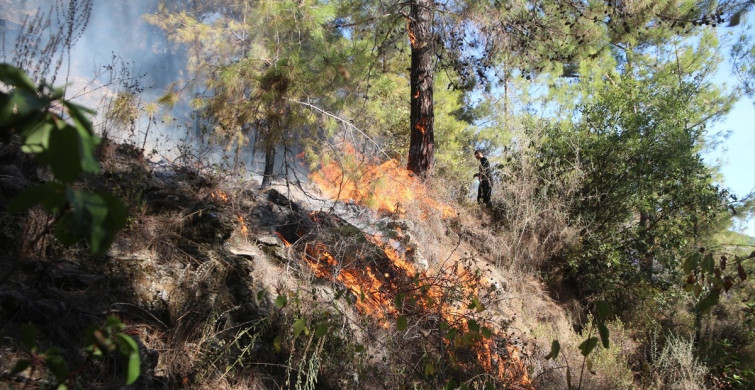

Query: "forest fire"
<box><xmin>309</xmin><ymin>144</ymin><xmax>453</xmax><ymax>218</ymax></box>
<box><xmin>279</xmin><ymin>208</ymin><xmax>530</xmax><ymax>387</ymax></box>
<box><xmin>211</xmin><ymin>189</ymin><xmax>229</xmax><ymax>202</ymax></box>
<box><xmin>300</xmin><ymin>145</ymin><xmax>528</xmax><ymax>386</ymax></box>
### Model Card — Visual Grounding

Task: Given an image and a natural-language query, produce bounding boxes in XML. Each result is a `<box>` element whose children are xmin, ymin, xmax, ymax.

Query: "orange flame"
<box><xmin>275</xmin><ymin>232</ymin><xmax>291</xmax><ymax>247</ymax></box>
<box><xmin>302</xmin><ymin>145</ymin><xmax>529</xmax><ymax>386</ymax></box>
<box><xmin>302</xmin><ymin>241</ymin><xmax>397</xmax><ymax>324</ymax></box>
<box><xmin>414</xmin><ymin>119</ymin><xmax>427</xmax><ymax>135</ymax></box>
<box><xmin>310</xmin><ymin>144</ymin><xmax>453</xmax><ymax>218</ymax></box>
<box><xmin>295</xmin><ymin>224</ymin><xmax>530</xmax><ymax>386</ymax></box>
<box><xmin>407</xmin><ymin>20</ymin><xmax>417</xmax><ymax>48</ymax></box>
<box><xmin>211</xmin><ymin>189</ymin><xmax>229</xmax><ymax>202</ymax></box>
<box><xmin>237</xmin><ymin>215</ymin><xmax>248</xmax><ymax>237</ymax></box>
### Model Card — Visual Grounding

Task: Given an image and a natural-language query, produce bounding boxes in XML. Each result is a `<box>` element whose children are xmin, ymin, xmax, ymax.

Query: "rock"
<box><xmin>225</xmin><ymin>241</ymin><xmax>264</xmax><ymax>260</ymax></box>
<box><xmin>256</xmin><ymin>234</ymin><xmax>282</xmax><ymax>246</ymax></box>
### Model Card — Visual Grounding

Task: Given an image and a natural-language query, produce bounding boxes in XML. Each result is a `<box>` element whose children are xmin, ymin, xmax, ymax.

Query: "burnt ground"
<box><xmin>0</xmin><ymin>140</ymin><xmax>540</xmax><ymax>390</ymax></box>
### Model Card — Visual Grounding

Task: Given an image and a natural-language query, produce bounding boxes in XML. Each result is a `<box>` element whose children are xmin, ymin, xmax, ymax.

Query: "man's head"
<box><xmin>474</xmin><ymin>150</ymin><xmax>483</xmax><ymax>160</ymax></box>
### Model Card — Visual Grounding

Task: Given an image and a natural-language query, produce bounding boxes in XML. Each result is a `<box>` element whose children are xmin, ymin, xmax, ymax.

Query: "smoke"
<box><xmin>1</xmin><ymin>0</ymin><xmax>304</xmax><ymax>182</ymax></box>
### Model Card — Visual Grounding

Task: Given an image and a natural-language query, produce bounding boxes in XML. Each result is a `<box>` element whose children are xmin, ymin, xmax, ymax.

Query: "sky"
<box><xmin>1</xmin><ymin>0</ymin><xmax>753</xmax><ymax>235</ymax></box>
<box><xmin>704</xmin><ymin>17</ymin><xmax>755</xmax><ymax>237</ymax></box>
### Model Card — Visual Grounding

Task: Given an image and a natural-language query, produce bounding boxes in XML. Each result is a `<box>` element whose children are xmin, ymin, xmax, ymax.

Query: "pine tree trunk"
<box><xmin>638</xmin><ymin>211</ymin><xmax>654</xmax><ymax>282</ymax></box>
<box><xmin>261</xmin><ymin>144</ymin><xmax>275</xmax><ymax>188</ymax></box>
<box><xmin>406</xmin><ymin>0</ymin><xmax>434</xmax><ymax>177</ymax></box>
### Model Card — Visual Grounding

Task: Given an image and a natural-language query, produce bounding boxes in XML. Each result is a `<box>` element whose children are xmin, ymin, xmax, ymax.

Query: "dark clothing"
<box><xmin>478</xmin><ymin>178</ymin><xmax>492</xmax><ymax>205</ymax></box>
<box><xmin>477</xmin><ymin>156</ymin><xmax>492</xmax><ymax>205</ymax></box>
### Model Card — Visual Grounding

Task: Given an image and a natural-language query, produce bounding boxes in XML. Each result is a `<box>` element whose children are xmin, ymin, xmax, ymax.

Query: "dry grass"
<box><xmin>649</xmin><ymin>334</ymin><xmax>708</xmax><ymax>390</ymax></box>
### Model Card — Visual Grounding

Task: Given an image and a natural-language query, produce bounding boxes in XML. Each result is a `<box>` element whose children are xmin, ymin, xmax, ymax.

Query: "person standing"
<box><xmin>474</xmin><ymin>150</ymin><xmax>492</xmax><ymax>206</ymax></box>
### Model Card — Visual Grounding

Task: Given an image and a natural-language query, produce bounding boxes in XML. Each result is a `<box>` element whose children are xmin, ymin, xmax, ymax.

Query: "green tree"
<box><xmin>537</xmin><ymin>29</ymin><xmax>736</xmax><ymax>309</ymax></box>
<box><xmin>148</xmin><ymin>0</ymin><xmax>379</xmax><ymax>185</ymax></box>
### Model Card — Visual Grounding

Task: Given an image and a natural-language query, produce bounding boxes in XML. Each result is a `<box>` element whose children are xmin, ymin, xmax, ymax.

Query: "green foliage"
<box><xmin>0</xmin><ymin>63</ymin><xmax>127</xmax><ymax>255</ymax></box>
<box><xmin>84</xmin><ymin>316</ymin><xmax>141</xmax><ymax>385</ymax></box>
<box><xmin>546</xmin><ymin>302</ymin><xmax>613</xmax><ymax>390</ymax></box>
<box><xmin>11</xmin><ymin>317</ymin><xmax>140</xmax><ymax>389</ymax></box>
<box><xmin>532</xmin><ymin>33</ymin><xmax>735</xmax><ymax>310</ymax></box>
<box><xmin>730</xmin><ymin>14</ymin><xmax>755</xmax><ymax>98</ymax></box>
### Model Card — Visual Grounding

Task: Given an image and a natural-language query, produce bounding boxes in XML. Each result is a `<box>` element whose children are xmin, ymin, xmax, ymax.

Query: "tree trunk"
<box><xmin>261</xmin><ymin>144</ymin><xmax>276</xmax><ymax>188</ymax></box>
<box><xmin>638</xmin><ymin>211</ymin><xmax>654</xmax><ymax>281</ymax></box>
<box><xmin>406</xmin><ymin>0</ymin><xmax>434</xmax><ymax>177</ymax></box>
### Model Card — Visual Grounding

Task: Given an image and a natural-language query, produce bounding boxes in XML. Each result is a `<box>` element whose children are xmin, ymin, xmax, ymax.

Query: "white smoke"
<box><xmin>1</xmin><ymin>0</ymin><xmax>299</xmax><ymax>182</ymax></box>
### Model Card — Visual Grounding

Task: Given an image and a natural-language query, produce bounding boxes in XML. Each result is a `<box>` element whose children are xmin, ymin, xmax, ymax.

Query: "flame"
<box><xmin>310</xmin><ymin>144</ymin><xmax>453</xmax><ymax>218</ymax></box>
<box><xmin>275</xmin><ymin>231</ymin><xmax>291</xmax><ymax>247</ymax></box>
<box><xmin>414</xmin><ymin>118</ymin><xmax>427</xmax><ymax>135</ymax></box>
<box><xmin>302</xmin><ymin>145</ymin><xmax>529</xmax><ymax>386</ymax></box>
<box><xmin>407</xmin><ymin>20</ymin><xmax>417</xmax><ymax>48</ymax></box>
<box><xmin>302</xmin><ymin>240</ymin><xmax>397</xmax><ymax>324</ymax></box>
<box><xmin>413</xmin><ymin>89</ymin><xmax>420</xmax><ymax>99</ymax></box>
<box><xmin>237</xmin><ymin>215</ymin><xmax>248</xmax><ymax>237</ymax></box>
<box><xmin>292</xmin><ymin>221</ymin><xmax>530</xmax><ymax>386</ymax></box>
<box><xmin>211</xmin><ymin>189</ymin><xmax>229</xmax><ymax>202</ymax></box>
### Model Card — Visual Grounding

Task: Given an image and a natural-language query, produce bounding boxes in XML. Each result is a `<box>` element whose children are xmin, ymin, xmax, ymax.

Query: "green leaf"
<box><xmin>315</xmin><ymin>323</ymin><xmax>328</xmax><ymax>338</ymax></box>
<box><xmin>293</xmin><ymin>318</ymin><xmax>308</xmax><ymax>337</ymax></box>
<box><xmin>105</xmin><ymin>316</ymin><xmax>126</xmax><ymax>331</ymax></box>
<box><xmin>354</xmin><ymin>344</ymin><xmax>365</xmax><ymax>353</ymax></box>
<box><xmin>8</xmin><ymin>182</ymin><xmax>67</xmax><ymax>214</ymax></box>
<box><xmin>0</xmin><ymin>90</ymin><xmax>47</xmax><ymax>127</ymax></box>
<box><xmin>598</xmin><ymin>322</ymin><xmax>610</xmax><ymax>349</ymax></box>
<box><xmin>44</xmin><ymin>354</ymin><xmax>69</xmax><ymax>380</ymax></box>
<box><xmin>257</xmin><ymin>289</ymin><xmax>267</xmax><ymax>300</ymax></box>
<box><xmin>48</xmin><ymin>124</ymin><xmax>82</xmax><ymax>183</ymax></box>
<box><xmin>545</xmin><ymin>340</ymin><xmax>560</xmax><ymax>360</ymax></box>
<box><xmin>273</xmin><ymin>335</ymin><xmax>282</xmax><ymax>352</ymax></box>
<box><xmin>701</xmin><ymin>254</ymin><xmax>715</xmax><ymax>274</ymax></box>
<box><xmin>57</xmin><ymin>189</ymin><xmax>112</xmax><ymax>254</ymax></box>
<box><xmin>20</xmin><ymin>323</ymin><xmax>38</xmax><ymax>351</ymax></box>
<box><xmin>683</xmin><ymin>253</ymin><xmax>701</xmax><ymax>273</ymax></box>
<box><xmin>468</xmin><ymin>296</ymin><xmax>485</xmax><ymax>312</ymax></box>
<box><xmin>125</xmin><ymin>348</ymin><xmax>140</xmax><ymax>385</ymax></box>
<box><xmin>114</xmin><ymin>333</ymin><xmax>138</xmax><ymax>353</ymax></box>
<box><xmin>579</xmin><ymin>337</ymin><xmax>599</xmax><ymax>357</ymax></box>
<box><xmin>10</xmin><ymin>359</ymin><xmax>31</xmax><ymax>375</ymax></box>
<box><xmin>396</xmin><ymin>315</ymin><xmax>408</xmax><ymax>331</ymax></box>
<box><xmin>21</xmin><ymin>122</ymin><xmax>54</xmax><ymax>154</ymax></box>
<box><xmin>467</xmin><ymin>319</ymin><xmax>480</xmax><ymax>333</ymax></box>
<box><xmin>587</xmin><ymin>358</ymin><xmax>595</xmax><ymax>374</ymax></box>
<box><xmin>595</xmin><ymin>301</ymin><xmax>610</xmax><ymax>320</ymax></box>
<box><xmin>275</xmin><ymin>295</ymin><xmax>287</xmax><ymax>308</ymax></box>
<box><xmin>66</xmin><ymin>103</ymin><xmax>100</xmax><ymax>174</ymax></box>
<box><xmin>481</xmin><ymin>327</ymin><xmax>492</xmax><ymax>339</ymax></box>
<box><xmin>394</xmin><ymin>293</ymin><xmax>405</xmax><ymax>309</ymax></box>
<box><xmin>424</xmin><ymin>361</ymin><xmax>435</xmax><ymax>376</ymax></box>
<box><xmin>0</xmin><ymin>63</ymin><xmax>37</xmax><ymax>92</ymax></box>
<box><xmin>698</xmin><ymin>289</ymin><xmax>720</xmax><ymax>315</ymax></box>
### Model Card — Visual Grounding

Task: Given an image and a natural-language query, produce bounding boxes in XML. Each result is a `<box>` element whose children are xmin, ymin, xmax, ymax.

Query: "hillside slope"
<box><xmin>0</xmin><ymin>141</ymin><xmax>636</xmax><ymax>389</ymax></box>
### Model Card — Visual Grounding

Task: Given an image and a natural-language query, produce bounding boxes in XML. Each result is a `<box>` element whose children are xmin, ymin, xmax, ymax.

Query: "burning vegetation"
<box><xmin>309</xmin><ymin>143</ymin><xmax>453</xmax><ymax>218</ymax></box>
<box><xmin>274</xmin><ymin>207</ymin><xmax>531</xmax><ymax>388</ymax></box>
